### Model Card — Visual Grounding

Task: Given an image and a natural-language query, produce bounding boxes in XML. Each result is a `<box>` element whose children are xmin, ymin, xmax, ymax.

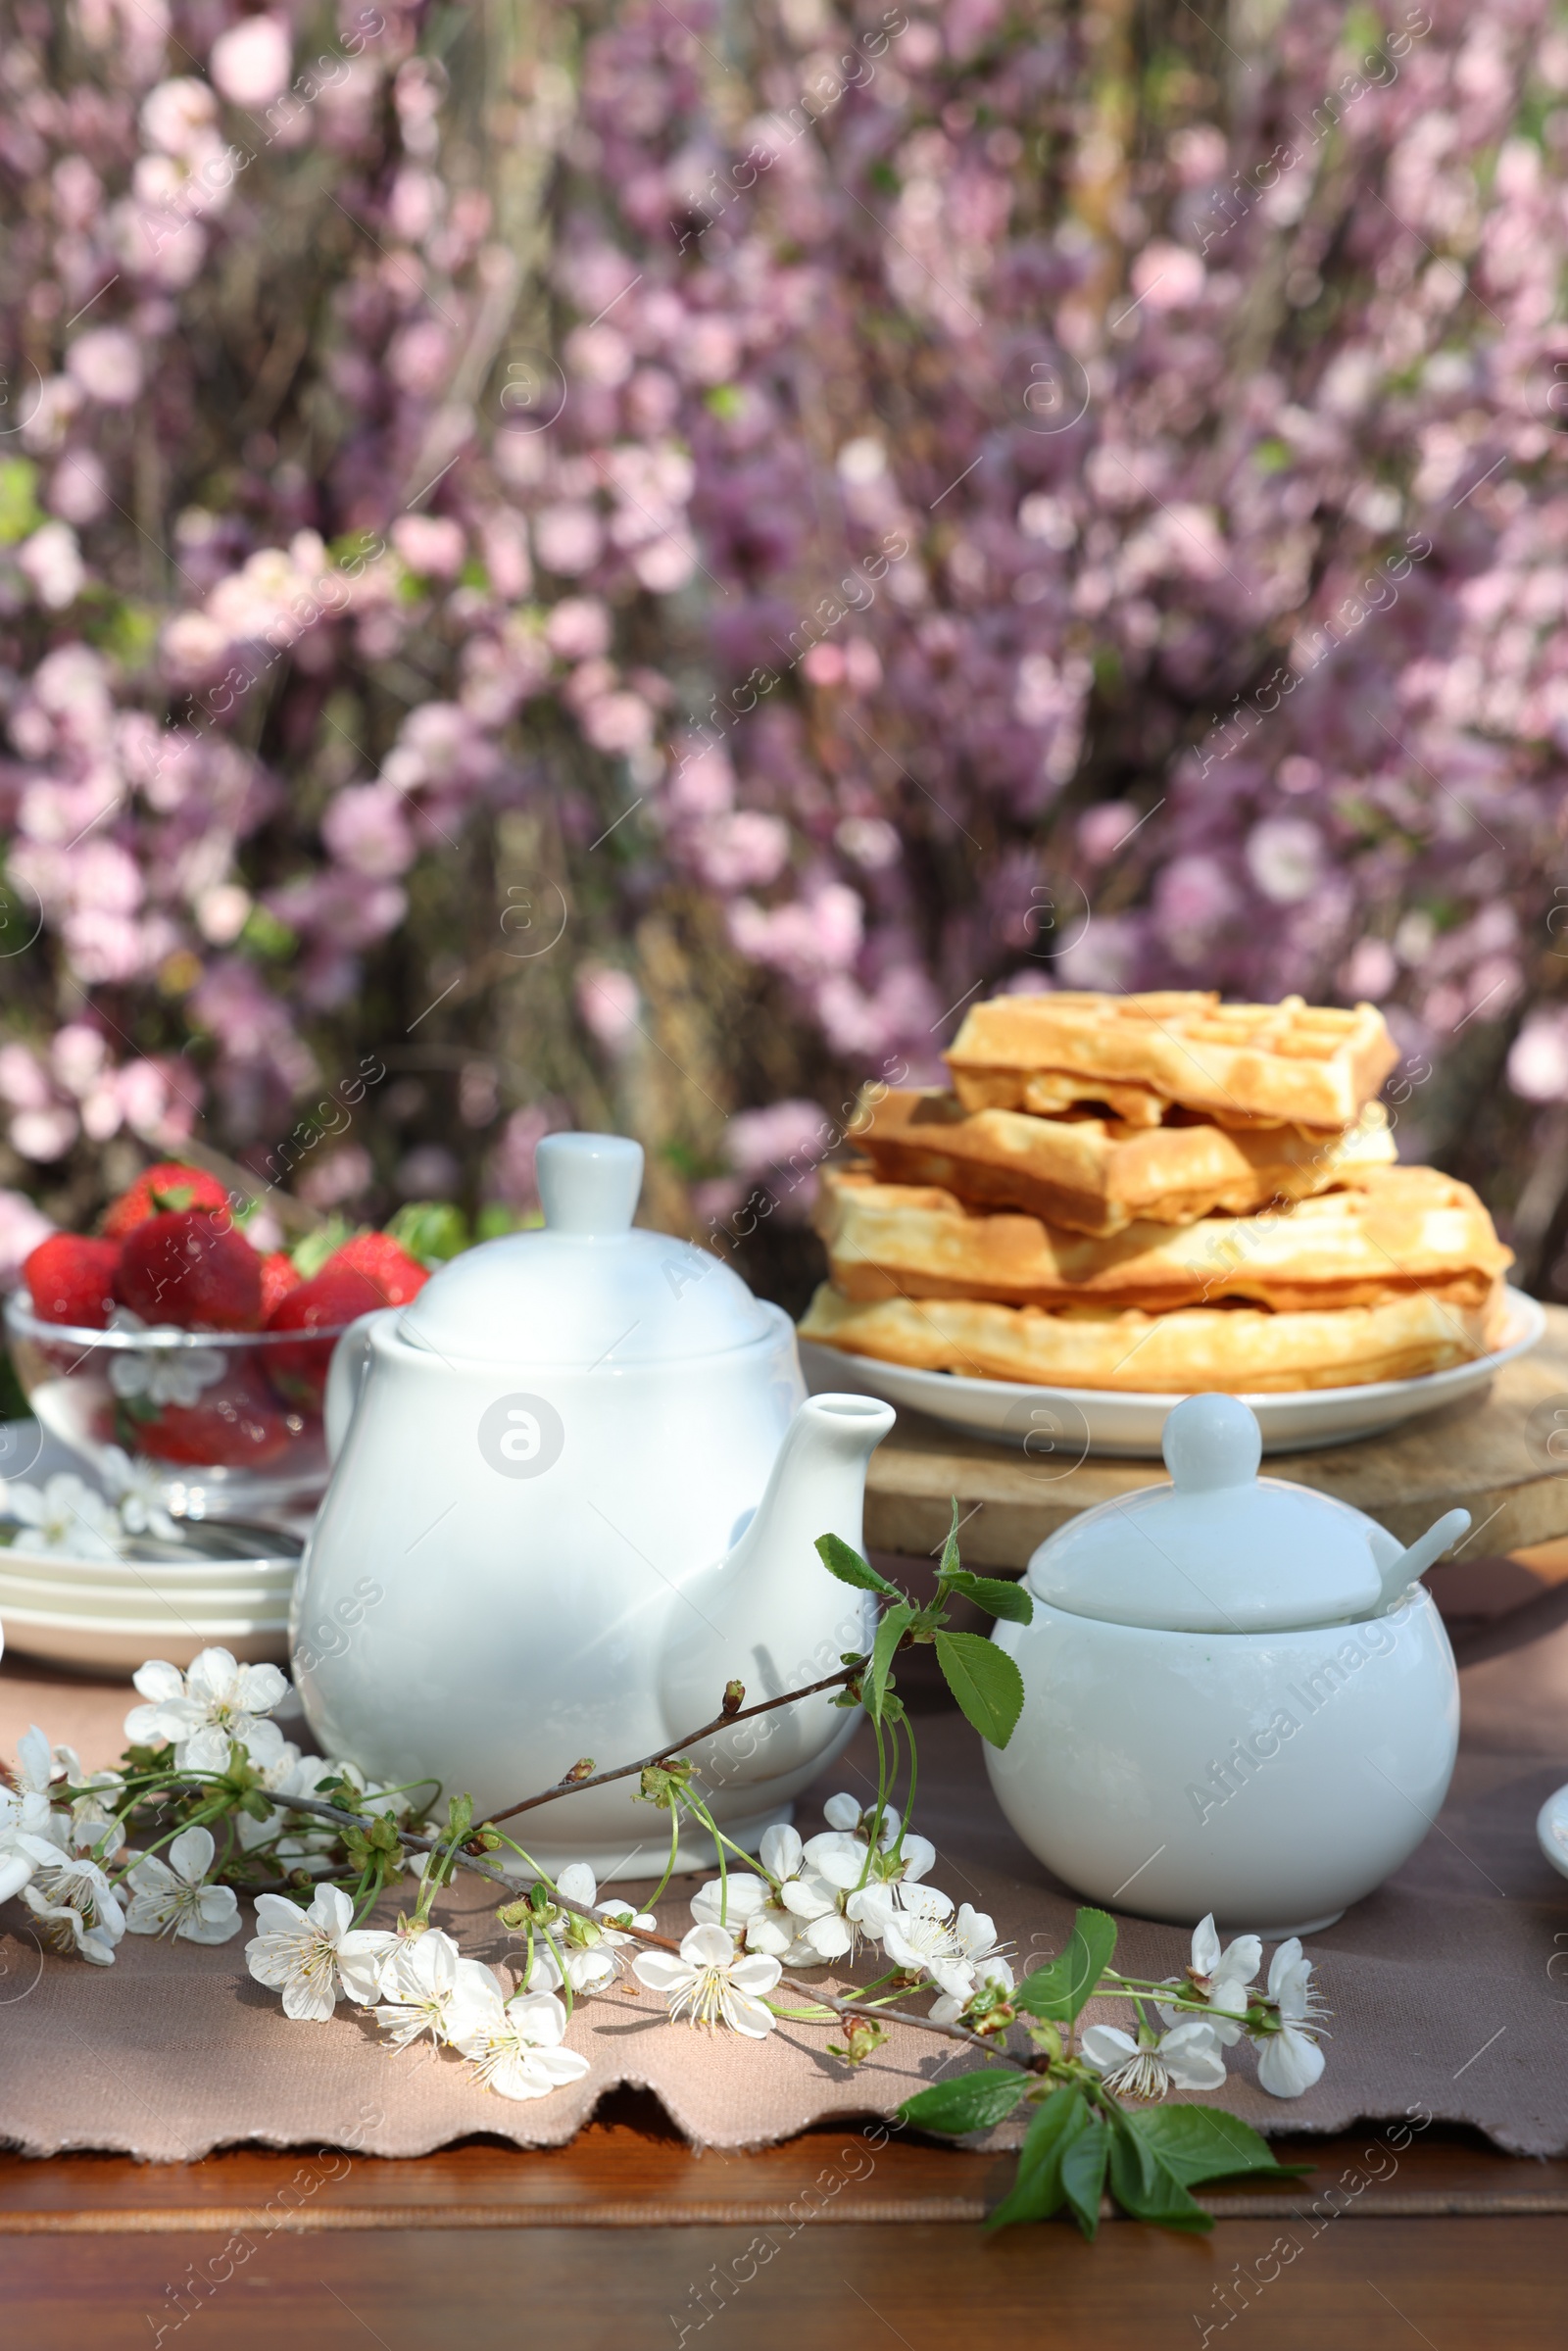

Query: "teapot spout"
<box><xmin>657</xmin><ymin>1393</ymin><xmax>895</xmax><ymax>1761</ymax></box>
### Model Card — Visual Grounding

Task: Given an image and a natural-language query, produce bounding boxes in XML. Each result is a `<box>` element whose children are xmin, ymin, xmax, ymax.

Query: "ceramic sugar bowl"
<box><xmin>985</xmin><ymin>1394</ymin><xmax>1466</xmax><ymax>1935</ymax></box>
<box><xmin>295</xmin><ymin>1132</ymin><xmax>895</xmax><ymax>1878</ymax></box>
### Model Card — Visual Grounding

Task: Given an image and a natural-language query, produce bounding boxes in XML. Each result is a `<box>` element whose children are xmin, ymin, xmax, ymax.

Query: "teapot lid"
<box><xmin>1024</xmin><ymin>1393</ymin><xmax>1385</xmax><ymax>1633</ymax></box>
<box><xmin>398</xmin><ymin>1133</ymin><xmax>777</xmax><ymax>1367</ymax></box>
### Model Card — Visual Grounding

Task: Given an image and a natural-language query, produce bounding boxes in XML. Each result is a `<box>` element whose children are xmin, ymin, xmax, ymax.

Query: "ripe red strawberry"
<box><xmin>103</xmin><ymin>1161</ymin><xmax>230</xmax><ymax>1240</ymax></box>
<box><xmin>263</xmin><ymin>1264</ymin><xmax>385</xmax><ymax>1411</ymax></box>
<box><xmin>115</xmin><ymin>1210</ymin><xmax>263</xmax><ymax>1332</ymax></box>
<box><xmin>133</xmin><ymin>1368</ymin><xmax>294</xmax><ymax>1468</ymax></box>
<box><xmin>258</xmin><ymin>1250</ymin><xmax>302</xmax><ymax>1319</ymax></box>
<box><xmin>24</xmin><ymin>1235</ymin><xmax>122</xmax><ymax>1329</ymax></box>
<box><xmin>325</xmin><ymin>1232</ymin><xmax>429</xmax><ymax>1306</ymax></box>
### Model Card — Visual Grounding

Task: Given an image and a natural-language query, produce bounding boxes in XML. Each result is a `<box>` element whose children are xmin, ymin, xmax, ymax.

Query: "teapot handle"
<box><xmin>323</xmin><ymin>1309</ymin><xmax>395</xmax><ymax>1462</ymax></box>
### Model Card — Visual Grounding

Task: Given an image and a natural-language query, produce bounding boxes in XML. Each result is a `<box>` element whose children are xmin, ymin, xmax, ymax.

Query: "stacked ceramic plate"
<box><xmin>0</xmin><ymin>1421</ymin><xmax>301</xmax><ymax>1675</ymax></box>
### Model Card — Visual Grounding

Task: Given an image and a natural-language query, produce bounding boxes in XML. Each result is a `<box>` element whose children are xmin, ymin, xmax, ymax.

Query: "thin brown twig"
<box><xmin>485</xmin><ymin>1663</ymin><xmax>862</xmax><ymax>1826</ymax></box>
<box><xmin>253</xmin><ymin>1789</ymin><xmax>686</xmax><ymax>1950</ymax></box>
<box><xmin>777</xmin><ymin>1976</ymin><xmax>1029</xmax><ymax>2065</ymax></box>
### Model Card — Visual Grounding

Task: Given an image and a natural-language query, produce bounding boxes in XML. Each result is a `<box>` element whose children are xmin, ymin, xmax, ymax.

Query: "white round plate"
<box><xmin>0</xmin><ymin>1564</ymin><xmax>294</xmax><ymax>1618</ymax></box>
<box><xmin>801</xmin><ymin>1286</ymin><xmax>1546</xmax><ymax>1459</ymax></box>
<box><xmin>0</xmin><ymin>1544</ymin><xmax>298</xmax><ymax>1589</ymax></box>
<box><xmin>0</xmin><ymin>1604</ymin><xmax>289</xmax><ymax>1674</ymax></box>
<box><xmin>1538</xmin><ymin>1785</ymin><xmax>1568</xmax><ymax>1885</ymax></box>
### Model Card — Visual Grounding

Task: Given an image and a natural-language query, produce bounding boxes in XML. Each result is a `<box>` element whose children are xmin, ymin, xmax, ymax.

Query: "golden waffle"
<box><xmin>948</xmin><ymin>1066</ymin><xmax>1169</xmax><ymax>1126</ymax></box>
<box><xmin>947</xmin><ymin>991</ymin><xmax>1399</xmax><ymax>1130</ymax></box>
<box><xmin>854</xmin><ymin>1089</ymin><xmax>1395</xmax><ymax>1239</ymax></box>
<box><xmin>798</xmin><ymin>1280</ymin><xmax>1510</xmax><ymax>1395</ymax></box>
<box><xmin>816</xmin><ymin>1166</ymin><xmax>1513</xmax><ymax>1314</ymax></box>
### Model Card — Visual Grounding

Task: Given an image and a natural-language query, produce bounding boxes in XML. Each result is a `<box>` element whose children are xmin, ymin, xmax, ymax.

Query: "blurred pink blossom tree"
<box><xmin>1</xmin><ymin>0</ymin><xmax>1567</xmax><ymax>1290</ymax></box>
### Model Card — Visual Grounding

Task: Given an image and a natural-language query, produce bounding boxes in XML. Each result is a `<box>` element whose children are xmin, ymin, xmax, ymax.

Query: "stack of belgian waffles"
<box><xmin>800</xmin><ymin>990</ymin><xmax>1514</xmax><ymax>1394</ymax></box>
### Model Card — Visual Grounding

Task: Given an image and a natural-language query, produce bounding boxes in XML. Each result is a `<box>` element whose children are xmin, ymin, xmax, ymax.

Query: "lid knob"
<box><xmin>1161</xmin><ymin>1392</ymin><xmax>1262</xmax><ymax>1493</ymax></box>
<box><xmin>536</xmin><ymin>1133</ymin><xmax>643</xmax><ymax>1237</ymax></box>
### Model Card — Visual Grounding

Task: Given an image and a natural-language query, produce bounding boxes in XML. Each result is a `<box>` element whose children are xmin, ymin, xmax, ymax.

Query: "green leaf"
<box><xmin>1125</xmin><ymin>2105</ymin><xmax>1308</xmax><ymax>2188</ymax></box>
<box><xmin>1014</xmin><ymin>1908</ymin><xmax>1118</xmax><ymax>2023</ymax></box>
<box><xmin>937</xmin><ymin>1495</ymin><xmax>962</xmax><ymax>1581</ymax></box>
<box><xmin>1106</xmin><ymin>2112</ymin><xmax>1212</xmax><ymax>2233</ymax></box>
<box><xmin>385</xmin><ymin>1200</ymin><xmax>471</xmax><ymax>1264</ymax></box>
<box><xmin>934</xmin><ymin>1630</ymin><xmax>1024</xmax><ymax>1746</ymax></box>
<box><xmin>897</xmin><ymin>2067</ymin><xmax>1029</xmax><ymax>2136</ymax></box>
<box><xmin>1059</xmin><ymin>2113</ymin><xmax>1111</xmax><ymax>2239</ymax></box>
<box><xmin>984</xmin><ymin>2085</ymin><xmax>1086</xmax><ymax>2229</ymax></box>
<box><xmin>814</xmin><ymin>1533</ymin><xmax>901</xmax><ymax>1596</ymax></box>
<box><xmin>866</xmin><ymin>1601</ymin><xmax>915</xmax><ymax>1724</ymax></box>
<box><xmin>942</xmin><ymin>1567</ymin><xmax>1034</xmax><ymax>1624</ymax></box>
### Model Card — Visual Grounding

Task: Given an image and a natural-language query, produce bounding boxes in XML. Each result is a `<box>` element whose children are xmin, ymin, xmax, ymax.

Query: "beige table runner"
<box><xmin>2</xmin><ymin>1620</ymin><xmax>1566</xmax><ymax>2161</ymax></box>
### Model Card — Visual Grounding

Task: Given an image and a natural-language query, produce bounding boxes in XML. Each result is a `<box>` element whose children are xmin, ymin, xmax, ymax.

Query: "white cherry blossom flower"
<box><xmin>11</xmin><ymin>1725</ymin><xmax>57</xmax><ymax>1818</ymax></box>
<box><xmin>244</xmin><ymin>1883</ymin><xmax>401</xmax><ymax>2020</ymax></box>
<box><xmin>690</xmin><ymin>1828</ymin><xmax>852</xmax><ymax>1965</ymax></box>
<box><xmin>124</xmin><ymin>1648</ymin><xmax>289</xmax><ymax>1773</ymax></box>
<box><xmin>1082</xmin><ymin>2018</ymin><xmax>1227</xmax><ymax>2100</ymax></box>
<box><xmin>0</xmin><ymin>1726</ymin><xmax>67</xmax><ymax>1903</ymax></box>
<box><xmin>1254</xmin><ymin>1938</ymin><xmax>1329</xmax><ymax>2097</ymax></box>
<box><xmin>45</xmin><ymin>1745</ymin><xmax>126</xmax><ymax>1860</ymax></box>
<box><xmin>452</xmin><ymin>1983</ymin><xmax>593</xmax><ymax>2101</ymax></box>
<box><xmin>97</xmin><ymin>1445</ymin><xmax>177</xmax><ymax>1540</ymax></box>
<box><xmin>1159</xmin><ymin>1914</ymin><xmax>1261</xmax><ymax>2047</ymax></box>
<box><xmin>20</xmin><ymin>1847</ymin><xmax>125</xmax><ymax>1965</ymax></box>
<box><xmin>633</xmin><ymin>1922</ymin><xmax>781</xmax><ymax>2036</ymax></box>
<box><xmin>0</xmin><ymin>1822</ymin><xmax>62</xmax><ymax>1907</ymax></box>
<box><xmin>373</xmin><ymin>1929</ymin><xmax>499</xmax><ymax>2049</ymax></box>
<box><xmin>123</xmin><ymin>1824</ymin><xmax>241</xmax><ymax>1942</ymax></box>
<box><xmin>543</xmin><ymin>1862</ymin><xmax>658</xmax><ymax>1992</ymax></box>
<box><xmin>879</xmin><ymin>1890</ymin><xmax>975</xmax><ymax>2002</ymax></box>
<box><xmin>336</xmin><ymin>1928</ymin><xmax>404</xmax><ymax>2005</ymax></box>
<box><xmin>929</xmin><ymin>1907</ymin><xmax>1015</xmax><ymax>2024</ymax></box>
<box><xmin>107</xmin><ymin>1331</ymin><xmax>224</xmax><ymax>1408</ymax></box>
<box><xmin>3</xmin><ymin>1473</ymin><xmax>122</xmax><ymax>1561</ymax></box>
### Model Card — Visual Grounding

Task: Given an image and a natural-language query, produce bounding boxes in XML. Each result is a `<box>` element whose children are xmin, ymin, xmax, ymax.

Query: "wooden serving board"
<box><xmin>863</xmin><ymin>1301</ymin><xmax>1568</xmax><ymax>1570</ymax></box>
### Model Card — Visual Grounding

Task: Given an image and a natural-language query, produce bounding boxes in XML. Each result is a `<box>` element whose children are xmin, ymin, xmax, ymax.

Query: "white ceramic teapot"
<box><xmin>985</xmin><ymin>1393</ymin><xmax>1466</xmax><ymax>1936</ymax></box>
<box><xmin>293</xmin><ymin>1133</ymin><xmax>894</xmax><ymax>1877</ymax></box>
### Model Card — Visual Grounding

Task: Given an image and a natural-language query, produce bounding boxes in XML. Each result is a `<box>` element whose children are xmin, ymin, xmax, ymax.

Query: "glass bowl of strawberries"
<box><xmin>2</xmin><ymin>1162</ymin><xmax>430</xmax><ymax>1527</ymax></box>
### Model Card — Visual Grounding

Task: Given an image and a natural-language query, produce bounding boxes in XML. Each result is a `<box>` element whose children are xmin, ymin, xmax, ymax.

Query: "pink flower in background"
<box><xmin>1130</xmin><ymin>241</ymin><xmax>1205</xmax><ymax>312</ymax></box>
<box><xmin>0</xmin><ymin>1190</ymin><xmax>53</xmax><ymax>1288</ymax></box>
<box><xmin>575</xmin><ymin>964</ymin><xmax>642</xmax><ymax>1053</ymax></box>
<box><xmin>1246</xmin><ymin>818</ymin><xmax>1325</xmax><ymax>906</ymax></box>
<box><xmin>209</xmin><ymin>16</ymin><xmax>292</xmax><ymax>109</ymax></box>
<box><xmin>546</xmin><ymin>599</ymin><xmax>612</xmax><ymax>661</ymax></box>
<box><xmin>66</xmin><ymin>329</ymin><xmax>143</xmax><ymax>408</ymax></box>
<box><xmin>48</xmin><ymin>452</ymin><xmax>110</xmax><ymax>525</ymax></box>
<box><xmin>534</xmin><ymin>506</ymin><xmax>604</xmax><ymax>575</ymax></box>
<box><xmin>139</xmin><ymin>79</ymin><xmax>220</xmax><ymax>159</ymax></box>
<box><xmin>692</xmin><ymin>811</ymin><xmax>790</xmax><ymax>892</ymax></box>
<box><xmin>321</xmin><ymin>786</ymin><xmax>416</xmax><ymax>879</ymax></box>
<box><xmin>392</xmin><ymin>516</ymin><xmax>466</xmax><ymax>579</ymax></box>
<box><xmin>1507</xmin><ymin>1009</ymin><xmax>1568</xmax><ymax>1102</ymax></box>
<box><xmin>18</xmin><ymin>523</ymin><xmax>84</xmax><ymax>610</ymax></box>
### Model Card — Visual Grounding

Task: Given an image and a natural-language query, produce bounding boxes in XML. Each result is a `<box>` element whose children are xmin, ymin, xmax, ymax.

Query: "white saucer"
<box><xmin>801</xmin><ymin>1286</ymin><xmax>1545</xmax><ymax>1459</ymax></box>
<box><xmin>0</xmin><ymin>1604</ymin><xmax>290</xmax><ymax>1673</ymax></box>
<box><xmin>1537</xmin><ymin>1785</ymin><xmax>1568</xmax><ymax>1884</ymax></box>
<box><xmin>0</xmin><ymin>1416</ymin><xmax>301</xmax><ymax>1674</ymax></box>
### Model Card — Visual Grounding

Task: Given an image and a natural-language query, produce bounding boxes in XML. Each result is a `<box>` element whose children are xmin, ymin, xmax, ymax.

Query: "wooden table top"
<box><xmin>4</xmin><ymin>2103</ymin><xmax>1564</xmax><ymax>2348</ymax></box>
<box><xmin>862</xmin><ymin>1302</ymin><xmax>1568</xmax><ymax>1569</ymax></box>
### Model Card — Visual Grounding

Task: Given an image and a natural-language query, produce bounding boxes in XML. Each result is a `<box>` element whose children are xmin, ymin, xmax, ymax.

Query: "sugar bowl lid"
<box><xmin>1024</xmin><ymin>1393</ymin><xmax>1386</xmax><ymax>1634</ymax></box>
<box><xmin>400</xmin><ymin>1133</ymin><xmax>777</xmax><ymax>1367</ymax></box>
